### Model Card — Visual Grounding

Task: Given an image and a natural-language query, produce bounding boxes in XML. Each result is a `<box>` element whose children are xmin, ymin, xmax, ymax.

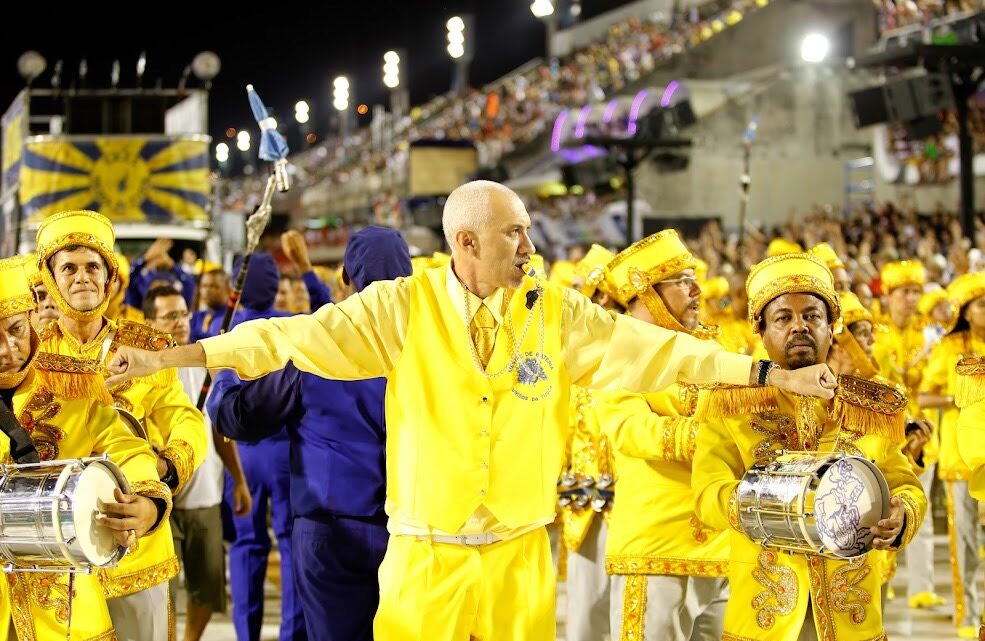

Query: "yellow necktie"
<box><xmin>471</xmin><ymin>303</ymin><xmax>497</xmax><ymax>369</ymax></box>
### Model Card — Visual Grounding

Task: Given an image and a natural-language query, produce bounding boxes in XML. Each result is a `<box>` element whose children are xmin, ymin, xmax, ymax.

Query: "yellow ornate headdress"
<box><xmin>834</xmin><ymin>291</ymin><xmax>878</xmax><ymax>378</ymax></box>
<box><xmin>947</xmin><ymin>271</ymin><xmax>985</xmax><ymax>311</ymax></box>
<box><xmin>605</xmin><ymin>229</ymin><xmax>714</xmax><ymax>337</ymax></box>
<box><xmin>809</xmin><ymin>242</ymin><xmax>845</xmax><ymax>272</ymax></box>
<box><xmin>701</xmin><ymin>276</ymin><xmax>729</xmax><ymax>302</ymax></box>
<box><xmin>880</xmin><ymin>260</ymin><xmax>925</xmax><ymax>293</ymax></box>
<box><xmin>21</xmin><ymin>252</ymin><xmax>41</xmax><ymax>288</ymax></box>
<box><xmin>746</xmin><ymin>253</ymin><xmax>841</xmax><ymax>325</ymax></box>
<box><xmin>767</xmin><ymin>238</ymin><xmax>803</xmax><ymax>257</ymax></box>
<box><xmin>35</xmin><ymin>210</ymin><xmax>119</xmax><ymax>323</ymax></box>
<box><xmin>918</xmin><ymin>287</ymin><xmax>958</xmax><ymax>333</ymax></box>
<box><xmin>0</xmin><ymin>256</ymin><xmax>40</xmax><ymax>389</ymax></box>
<box><xmin>572</xmin><ymin>244</ymin><xmax>615</xmax><ymax>298</ymax></box>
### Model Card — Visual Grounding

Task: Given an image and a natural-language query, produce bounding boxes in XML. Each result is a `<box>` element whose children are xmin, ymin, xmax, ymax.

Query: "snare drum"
<box><xmin>737</xmin><ymin>452</ymin><xmax>891</xmax><ymax>558</ymax></box>
<box><xmin>0</xmin><ymin>457</ymin><xmax>131</xmax><ymax>572</ymax></box>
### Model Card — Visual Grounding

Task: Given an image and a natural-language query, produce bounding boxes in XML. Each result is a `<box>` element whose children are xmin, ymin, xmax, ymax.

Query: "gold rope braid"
<box><xmin>620</xmin><ymin>574</ymin><xmax>648</xmax><ymax>641</ymax></box>
<box><xmin>945</xmin><ymin>480</ymin><xmax>969</xmax><ymax>628</ymax></box>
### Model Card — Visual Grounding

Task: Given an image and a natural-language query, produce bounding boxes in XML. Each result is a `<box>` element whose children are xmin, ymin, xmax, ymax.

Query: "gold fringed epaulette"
<box><xmin>831</xmin><ymin>375</ymin><xmax>906</xmax><ymax>442</ymax></box>
<box><xmin>956</xmin><ymin>357</ymin><xmax>985</xmax><ymax>409</ymax></box>
<box><xmin>33</xmin><ymin>352</ymin><xmax>113</xmax><ymax>405</ymax></box>
<box><xmin>693</xmin><ymin>385</ymin><xmax>778</xmax><ymax>423</ymax></box>
<box><xmin>114</xmin><ymin>319</ymin><xmax>176</xmax><ymax>352</ymax></box>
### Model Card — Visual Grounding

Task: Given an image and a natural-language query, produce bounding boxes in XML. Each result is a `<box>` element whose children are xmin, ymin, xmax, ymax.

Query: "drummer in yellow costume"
<box><xmin>871</xmin><ymin>259</ymin><xmax>943</xmax><ymax>611</ymax></box>
<box><xmin>919</xmin><ymin>270</ymin><xmax>985</xmax><ymax>637</ymax></box>
<box><xmin>596</xmin><ymin>231</ymin><xmax>729</xmax><ymax>641</ymax></box>
<box><xmin>102</xmin><ymin>181</ymin><xmax>838</xmax><ymax>641</ymax></box>
<box><xmin>34</xmin><ymin>210</ymin><xmax>207</xmax><ymax>641</ymax></box>
<box><xmin>0</xmin><ymin>256</ymin><xmax>171</xmax><ymax>641</ymax></box>
<box><xmin>558</xmin><ymin>244</ymin><xmax>618</xmax><ymax>641</ymax></box>
<box><xmin>692</xmin><ymin>253</ymin><xmax>927</xmax><ymax>641</ymax></box>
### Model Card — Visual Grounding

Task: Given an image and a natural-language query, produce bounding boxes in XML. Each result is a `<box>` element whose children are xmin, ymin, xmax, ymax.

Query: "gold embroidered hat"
<box><xmin>834</xmin><ymin>291</ymin><xmax>879</xmax><ymax>378</ymax></box>
<box><xmin>809</xmin><ymin>242</ymin><xmax>845</xmax><ymax>271</ymax></box>
<box><xmin>766</xmin><ymin>238</ymin><xmax>803</xmax><ymax>257</ymax></box>
<box><xmin>880</xmin><ymin>260</ymin><xmax>926</xmax><ymax>293</ymax></box>
<box><xmin>839</xmin><ymin>290</ymin><xmax>873</xmax><ymax>328</ymax></box>
<box><xmin>0</xmin><ymin>256</ymin><xmax>39</xmax><ymax>319</ymax></box>
<box><xmin>35</xmin><ymin>210</ymin><xmax>120</xmax><ymax>322</ymax></box>
<box><xmin>946</xmin><ymin>270</ymin><xmax>985</xmax><ymax>311</ymax></box>
<box><xmin>572</xmin><ymin>244</ymin><xmax>615</xmax><ymax>298</ymax></box>
<box><xmin>605</xmin><ymin>230</ymin><xmax>696</xmax><ymax>309</ymax></box>
<box><xmin>746</xmin><ymin>253</ymin><xmax>841</xmax><ymax>324</ymax></box>
<box><xmin>21</xmin><ymin>252</ymin><xmax>42</xmax><ymax>288</ymax></box>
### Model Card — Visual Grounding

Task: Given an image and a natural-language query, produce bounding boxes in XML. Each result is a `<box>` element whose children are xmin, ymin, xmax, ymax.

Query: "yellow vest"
<box><xmin>2</xmin><ymin>360</ymin><xmax>167</xmax><ymax>640</ymax></box>
<box><xmin>600</xmin><ymin>383</ymin><xmax>729</xmax><ymax>577</ymax></box>
<box><xmin>386</xmin><ymin>268</ymin><xmax>568</xmax><ymax>531</ymax></box>
<box><xmin>40</xmin><ymin>318</ymin><xmax>204</xmax><ymax>597</ymax></box>
<box><xmin>692</xmin><ymin>380</ymin><xmax>927</xmax><ymax>641</ymax></box>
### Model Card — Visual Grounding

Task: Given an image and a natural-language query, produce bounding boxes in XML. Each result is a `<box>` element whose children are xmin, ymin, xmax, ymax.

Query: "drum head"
<box><xmin>73</xmin><ymin>461</ymin><xmax>127</xmax><ymax>566</ymax></box>
<box><xmin>814</xmin><ymin>456</ymin><xmax>891</xmax><ymax>558</ymax></box>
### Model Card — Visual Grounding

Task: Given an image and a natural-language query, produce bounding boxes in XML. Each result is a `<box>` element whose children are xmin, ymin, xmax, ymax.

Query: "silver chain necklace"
<box><xmin>460</xmin><ymin>279</ymin><xmax>544</xmax><ymax>380</ymax></box>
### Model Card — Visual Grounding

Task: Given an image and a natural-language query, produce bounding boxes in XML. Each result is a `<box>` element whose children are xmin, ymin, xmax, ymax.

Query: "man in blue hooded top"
<box><xmin>208</xmin><ymin>227</ymin><xmax>412</xmax><ymax>641</ymax></box>
<box><xmin>209</xmin><ymin>251</ymin><xmax>306</xmax><ymax>641</ymax></box>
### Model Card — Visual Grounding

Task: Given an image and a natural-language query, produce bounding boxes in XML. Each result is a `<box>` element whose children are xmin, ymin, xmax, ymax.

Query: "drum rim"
<box><xmin>71</xmin><ymin>458</ymin><xmax>132</xmax><ymax>567</ymax></box>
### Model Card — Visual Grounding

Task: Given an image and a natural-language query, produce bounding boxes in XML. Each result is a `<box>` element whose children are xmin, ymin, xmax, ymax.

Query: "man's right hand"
<box><xmin>105</xmin><ymin>346</ymin><xmax>161</xmax><ymax>387</ymax></box>
<box><xmin>769</xmin><ymin>364</ymin><xmax>838</xmax><ymax>399</ymax></box>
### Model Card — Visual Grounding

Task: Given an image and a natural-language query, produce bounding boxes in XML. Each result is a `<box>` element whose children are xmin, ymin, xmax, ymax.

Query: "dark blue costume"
<box><xmin>125</xmin><ymin>257</ymin><xmax>197</xmax><ymax>309</ymax></box>
<box><xmin>209</xmin><ymin>253</ymin><xmax>305</xmax><ymax>641</ymax></box>
<box><xmin>208</xmin><ymin>228</ymin><xmax>411</xmax><ymax>641</ymax></box>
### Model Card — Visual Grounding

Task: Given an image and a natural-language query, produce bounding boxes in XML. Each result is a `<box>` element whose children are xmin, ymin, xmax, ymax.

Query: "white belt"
<box><xmin>416</xmin><ymin>532</ymin><xmax>501</xmax><ymax>546</ymax></box>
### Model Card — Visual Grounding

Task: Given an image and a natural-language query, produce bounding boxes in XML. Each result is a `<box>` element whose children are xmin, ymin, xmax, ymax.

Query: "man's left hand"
<box><xmin>96</xmin><ymin>488</ymin><xmax>160</xmax><ymax>547</ymax></box>
<box><xmin>871</xmin><ymin>495</ymin><xmax>905</xmax><ymax>550</ymax></box>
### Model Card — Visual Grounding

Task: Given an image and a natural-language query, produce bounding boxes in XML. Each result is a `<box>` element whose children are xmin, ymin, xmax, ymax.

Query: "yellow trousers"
<box><xmin>374</xmin><ymin>528</ymin><xmax>555</xmax><ymax>640</ymax></box>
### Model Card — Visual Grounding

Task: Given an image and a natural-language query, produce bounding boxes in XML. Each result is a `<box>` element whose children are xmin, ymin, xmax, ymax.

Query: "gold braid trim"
<box><xmin>895</xmin><ymin>491</ymin><xmax>922</xmax><ymax>549</ymax></box>
<box><xmin>131</xmin><ymin>479</ymin><xmax>174</xmax><ymax>537</ymax></box>
<box><xmin>34</xmin><ymin>352</ymin><xmax>113</xmax><ymax>405</ymax></box>
<box><xmin>956</xmin><ymin>357</ymin><xmax>985</xmax><ymax>408</ymax></box>
<box><xmin>620</xmin><ymin>574</ymin><xmax>648</xmax><ymax>641</ymax></box>
<box><xmin>98</xmin><ymin>556</ymin><xmax>180</xmax><ymax>599</ymax></box>
<box><xmin>724</xmin><ymin>633</ymin><xmax>886</xmax><ymax>641</ymax></box>
<box><xmin>727</xmin><ymin>484</ymin><xmax>742</xmax><ymax>532</ymax></box>
<box><xmin>0</xmin><ymin>292</ymin><xmax>36</xmax><ymax>318</ymax></box>
<box><xmin>751</xmin><ymin>550</ymin><xmax>797</xmax><ymax>630</ymax></box>
<box><xmin>112</xmin><ymin>320</ymin><xmax>178</xmax><ymax>386</ymax></box>
<box><xmin>945</xmin><ymin>480</ymin><xmax>968</xmax><ymax>628</ymax></box>
<box><xmin>830</xmin><ymin>557</ymin><xmax>872</xmax><ymax>624</ymax></box>
<box><xmin>606</xmin><ymin>555</ymin><xmax>728</xmax><ymax>578</ymax></box>
<box><xmin>161</xmin><ymin>440</ymin><xmax>196</xmax><ymax>495</ymax></box>
<box><xmin>8</xmin><ymin>573</ymin><xmax>39</xmax><ymax>641</ymax></box>
<box><xmin>694</xmin><ymin>386</ymin><xmax>777</xmax><ymax>423</ymax></box>
<box><xmin>835</xmin><ymin>329</ymin><xmax>880</xmax><ymax>379</ymax></box>
<box><xmin>831</xmin><ymin>375</ymin><xmax>906</xmax><ymax>442</ymax></box>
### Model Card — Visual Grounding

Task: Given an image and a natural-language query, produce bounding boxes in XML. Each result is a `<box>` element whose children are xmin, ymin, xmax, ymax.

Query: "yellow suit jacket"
<box><xmin>41</xmin><ymin>318</ymin><xmax>205</xmax><ymax>598</ymax></box>
<box><xmin>599</xmin><ymin>381</ymin><xmax>728</xmax><ymax>577</ymax></box>
<box><xmin>692</xmin><ymin>377</ymin><xmax>926</xmax><ymax>641</ymax></box>
<box><xmin>0</xmin><ymin>355</ymin><xmax>169</xmax><ymax>641</ymax></box>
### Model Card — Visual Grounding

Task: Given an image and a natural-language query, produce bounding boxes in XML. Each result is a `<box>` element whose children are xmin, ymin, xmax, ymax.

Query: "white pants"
<box><xmin>906</xmin><ymin>464</ymin><xmax>937</xmax><ymax>596</ymax></box>
<box><xmin>946</xmin><ymin>479</ymin><xmax>983</xmax><ymax>628</ymax></box>
<box><xmin>107</xmin><ymin>582</ymin><xmax>170</xmax><ymax>641</ymax></box>
<box><xmin>566</xmin><ymin>517</ymin><xmax>610</xmax><ymax>641</ymax></box>
<box><xmin>610</xmin><ymin>573</ymin><xmax>727</xmax><ymax>641</ymax></box>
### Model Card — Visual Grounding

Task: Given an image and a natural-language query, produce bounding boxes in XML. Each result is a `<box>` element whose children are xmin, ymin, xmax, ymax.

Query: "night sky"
<box><xmin>0</xmin><ymin>0</ymin><xmax>632</xmax><ymax>150</ymax></box>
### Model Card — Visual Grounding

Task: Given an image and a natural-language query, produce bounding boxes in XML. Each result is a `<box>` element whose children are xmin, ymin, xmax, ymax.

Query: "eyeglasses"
<box><xmin>659</xmin><ymin>276</ymin><xmax>699</xmax><ymax>290</ymax></box>
<box><xmin>153</xmin><ymin>311</ymin><xmax>191</xmax><ymax>322</ymax></box>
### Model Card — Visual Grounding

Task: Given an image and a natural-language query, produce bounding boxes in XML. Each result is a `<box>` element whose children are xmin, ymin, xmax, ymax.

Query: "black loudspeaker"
<box><xmin>849</xmin><ymin>85</ymin><xmax>890</xmax><ymax>128</ymax></box>
<box><xmin>883</xmin><ymin>77</ymin><xmax>921</xmax><ymax>123</ymax></box>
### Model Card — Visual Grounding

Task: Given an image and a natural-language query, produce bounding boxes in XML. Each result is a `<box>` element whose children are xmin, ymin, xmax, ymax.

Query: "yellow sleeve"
<box><xmin>201</xmin><ymin>278</ymin><xmax>409</xmax><ymax>381</ymax></box>
<box><xmin>85</xmin><ymin>402</ymin><xmax>174</xmax><ymax>536</ymax></box>
<box><xmin>561</xmin><ymin>289</ymin><xmax>753</xmax><ymax>391</ymax></box>
<box><xmin>866</xmin><ymin>434</ymin><xmax>927</xmax><ymax>549</ymax></box>
<box><xmin>691</xmin><ymin>411</ymin><xmax>746</xmax><ymax>533</ymax></box>
<box><xmin>595</xmin><ymin>390</ymin><xmax>697</xmax><ymax>461</ymax></box>
<box><xmin>958</xmin><ymin>401</ymin><xmax>985</xmax><ymax>501</ymax></box>
<box><xmin>145</xmin><ymin>376</ymin><xmax>207</xmax><ymax>496</ymax></box>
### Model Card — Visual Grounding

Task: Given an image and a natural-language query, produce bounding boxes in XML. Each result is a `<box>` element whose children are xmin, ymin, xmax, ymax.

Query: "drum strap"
<box><xmin>0</xmin><ymin>399</ymin><xmax>39</xmax><ymax>464</ymax></box>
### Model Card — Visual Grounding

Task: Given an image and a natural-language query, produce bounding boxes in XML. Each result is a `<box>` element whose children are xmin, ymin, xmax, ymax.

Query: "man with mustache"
<box><xmin>595</xmin><ymin>230</ymin><xmax>731</xmax><ymax>641</ymax></box>
<box><xmin>692</xmin><ymin>252</ymin><xmax>927</xmax><ymax>641</ymax></box>
<box><xmin>104</xmin><ymin>181</ymin><xmax>836</xmax><ymax>641</ymax></box>
<box><xmin>33</xmin><ymin>210</ymin><xmax>207</xmax><ymax>641</ymax></box>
